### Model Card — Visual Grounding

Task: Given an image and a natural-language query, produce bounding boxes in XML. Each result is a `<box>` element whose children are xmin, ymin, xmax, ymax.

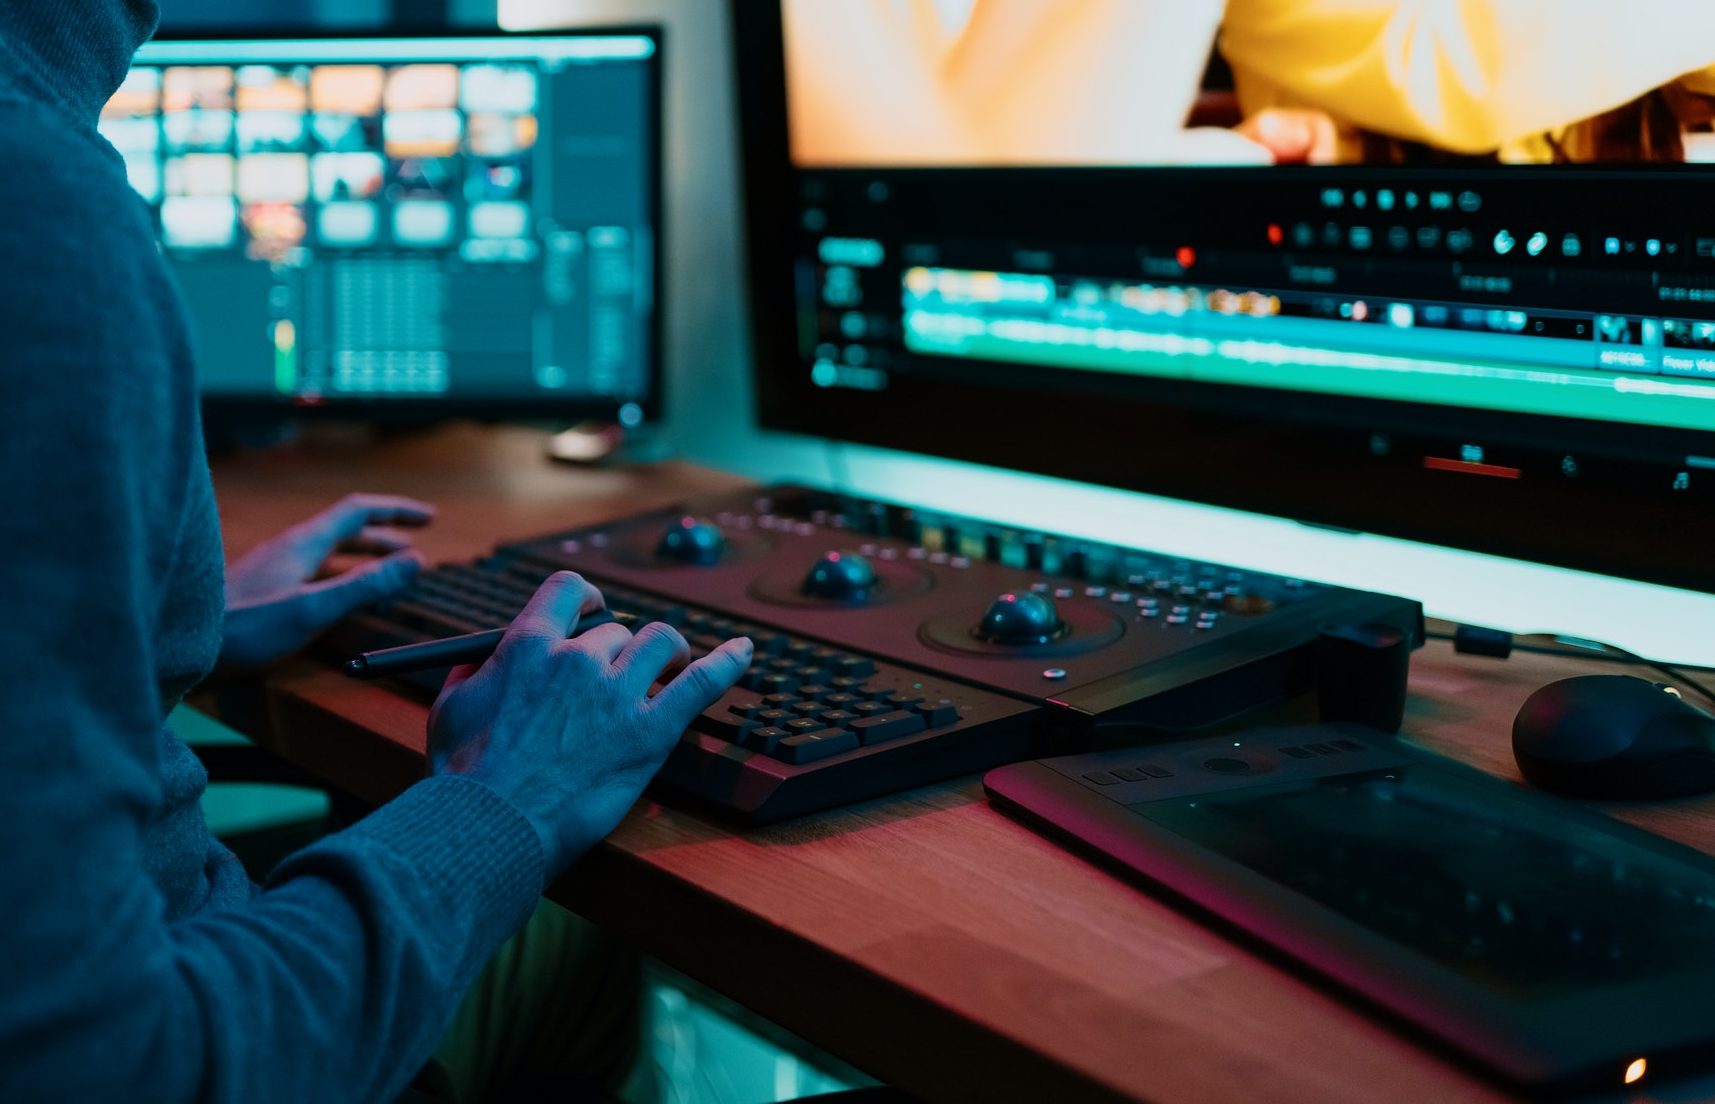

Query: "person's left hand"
<box><xmin>220</xmin><ymin>493</ymin><xmax>435</xmax><ymax>671</ymax></box>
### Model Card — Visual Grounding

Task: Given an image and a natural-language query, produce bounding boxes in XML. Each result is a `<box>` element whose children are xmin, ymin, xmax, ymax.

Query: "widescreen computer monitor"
<box><xmin>734</xmin><ymin>1</ymin><xmax>1715</xmax><ymax>593</ymax></box>
<box><xmin>107</xmin><ymin>28</ymin><xmax>660</xmax><ymax>422</ymax></box>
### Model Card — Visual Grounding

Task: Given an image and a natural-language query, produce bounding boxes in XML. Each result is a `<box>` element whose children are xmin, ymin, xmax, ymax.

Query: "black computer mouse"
<box><xmin>1512</xmin><ymin>675</ymin><xmax>1715</xmax><ymax>800</ymax></box>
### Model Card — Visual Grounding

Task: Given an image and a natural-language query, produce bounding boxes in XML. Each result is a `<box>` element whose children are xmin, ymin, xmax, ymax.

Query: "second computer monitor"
<box><xmin>107</xmin><ymin>28</ymin><xmax>661</xmax><ymax>422</ymax></box>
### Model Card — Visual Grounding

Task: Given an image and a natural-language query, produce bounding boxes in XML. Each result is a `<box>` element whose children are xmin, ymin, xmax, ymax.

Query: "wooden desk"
<box><xmin>212</xmin><ymin>424</ymin><xmax>1715</xmax><ymax>1104</ymax></box>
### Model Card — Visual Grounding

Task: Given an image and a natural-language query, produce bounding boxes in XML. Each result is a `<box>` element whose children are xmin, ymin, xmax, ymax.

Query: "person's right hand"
<box><xmin>426</xmin><ymin>571</ymin><xmax>753</xmax><ymax>875</ymax></box>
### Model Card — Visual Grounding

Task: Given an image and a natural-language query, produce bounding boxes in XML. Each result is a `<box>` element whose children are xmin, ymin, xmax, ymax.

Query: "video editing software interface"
<box><xmin>773</xmin><ymin>2</ymin><xmax>1715</xmax><ymax>513</ymax></box>
<box><xmin>107</xmin><ymin>34</ymin><xmax>656</xmax><ymax>413</ymax></box>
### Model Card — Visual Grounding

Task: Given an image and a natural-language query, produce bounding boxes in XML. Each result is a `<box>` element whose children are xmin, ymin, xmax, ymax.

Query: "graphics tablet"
<box><xmin>984</xmin><ymin>724</ymin><xmax>1715</xmax><ymax>1097</ymax></box>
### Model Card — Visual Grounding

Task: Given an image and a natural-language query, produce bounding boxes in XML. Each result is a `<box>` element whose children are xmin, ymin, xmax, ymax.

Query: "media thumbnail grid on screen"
<box><xmin>103</xmin><ymin>57</ymin><xmax>540</xmax><ymax>260</ymax></box>
<box><xmin>100</xmin><ymin>37</ymin><xmax>656</xmax><ymax>408</ymax></box>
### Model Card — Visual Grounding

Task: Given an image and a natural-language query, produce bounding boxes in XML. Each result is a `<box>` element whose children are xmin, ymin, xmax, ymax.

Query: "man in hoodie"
<box><xmin>0</xmin><ymin>2</ymin><xmax>753</xmax><ymax>1100</ymax></box>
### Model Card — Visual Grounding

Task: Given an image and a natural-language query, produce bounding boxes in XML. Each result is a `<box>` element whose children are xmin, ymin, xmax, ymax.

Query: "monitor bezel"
<box><xmin>136</xmin><ymin>22</ymin><xmax>665</xmax><ymax>426</ymax></box>
<box><xmin>730</xmin><ymin>1</ymin><xmax>1715</xmax><ymax>594</ymax></box>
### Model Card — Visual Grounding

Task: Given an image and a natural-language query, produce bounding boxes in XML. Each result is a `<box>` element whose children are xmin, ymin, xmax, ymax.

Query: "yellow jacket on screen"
<box><xmin>1221</xmin><ymin>0</ymin><xmax>1715</xmax><ymax>160</ymax></box>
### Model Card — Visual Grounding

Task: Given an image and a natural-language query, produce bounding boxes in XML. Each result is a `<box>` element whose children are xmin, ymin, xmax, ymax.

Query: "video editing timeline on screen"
<box><xmin>107</xmin><ymin>36</ymin><xmax>656</xmax><ymax>409</ymax></box>
<box><xmin>325</xmin><ymin>486</ymin><xmax>1422</xmax><ymax>822</ymax></box>
<box><xmin>796</xmin><ymin>170</ymin><xmax>1715</xmax><ymax>496</ymax></box>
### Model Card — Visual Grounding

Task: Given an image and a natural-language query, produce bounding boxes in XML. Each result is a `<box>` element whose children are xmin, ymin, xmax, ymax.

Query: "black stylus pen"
<box><xmin>344</xmin><ymin>609</ymin><xmax>632</xmax><ymax>679</ymax></box>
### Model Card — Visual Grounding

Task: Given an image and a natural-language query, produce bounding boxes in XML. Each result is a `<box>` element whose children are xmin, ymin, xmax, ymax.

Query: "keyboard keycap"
<box><xmin>884</xmin><ymin>693</ymin><xmax>924</xmax><ymax>711</ymax></box>
<box><xmin>790</xmin><ymin>701</ymin><xmax>826</xmax><ymax>717</ymax></box>
<box><xmin>775</xmin><ymin>729</ymin><xmax>859</xmax><ymax>764</ymax></box>
<box><xmin>762</xmin><ymin>693</ymin><xmax>799</xmax><ymax>709</ymax></box>
<box><xmin>823</xmin><ymin>693</ymin><xmax>861</xmax><ymax>709</ymax></box>
<box><xmin>692</xmin><ymin>714</ymin><xmax>758</xmax><ymax>744</ymax></box>
<box><xmin>915</xmin><ymin>699</ymin><xmax>960</xmax><ymax>727</ymax></box>
<box><xmin>796</xmin><ymin>684</ymin><xmax>830</xmax><ymax>702</ymax></box>
<box><xmin>389</xmin><ymin>599</ymin><xmax>482</xmax><ymax>635</ymax></box>
<box><xmin>849</xmin><ymin>711</ymin><xmax>927</xmax><ymax>746</ymax></box>
<box><xmin>784</xmin><ymin>717</ymin><xmax>825</xmax><ymax>735</ymax></box>
<box><xmin>852</xmin><ymin>701</ymin><xmax>892</xmax><ymax>717</ymax></box>
<box><xmin>742</xmin><ymin>726</ymin><xmax>789</xmax><ymax>754</ymax></box>
<box><xmin>834</xmin><ymin>656</ymin><xmax>877</xmax><ymax>678</ymax></box>
<box><xmin>818</xmin><ymin>709</ymin><xmax>858</xmax><ymax>727</ymax></box>
<box><xmin>1111</xmin><ymin>767</ymin><xmax>1146</xmax><ymax>782</ymax></box>
<box><xmin>754</xmin><ymin>709</ymin><xmax>792</xmax><ymax>727</ymax></box>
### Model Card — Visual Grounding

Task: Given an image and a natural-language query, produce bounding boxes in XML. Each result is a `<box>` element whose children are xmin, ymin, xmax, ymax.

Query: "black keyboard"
<box><xmin>320</xmin><ymin>549</ymin><xmax>1037</xmax><ymax>821</ymax></box>
<box><xmin>322</xmin><ymin>485</ymin><xmax>1421</xmax><ymax>821</ymax></box>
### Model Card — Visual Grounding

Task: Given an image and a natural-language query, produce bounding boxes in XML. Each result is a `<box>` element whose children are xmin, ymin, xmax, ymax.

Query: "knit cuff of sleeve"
<box><xmin>351</xmin><ymin>773</ymin><xmax>546</xmax><ymax>939</ymax></box>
